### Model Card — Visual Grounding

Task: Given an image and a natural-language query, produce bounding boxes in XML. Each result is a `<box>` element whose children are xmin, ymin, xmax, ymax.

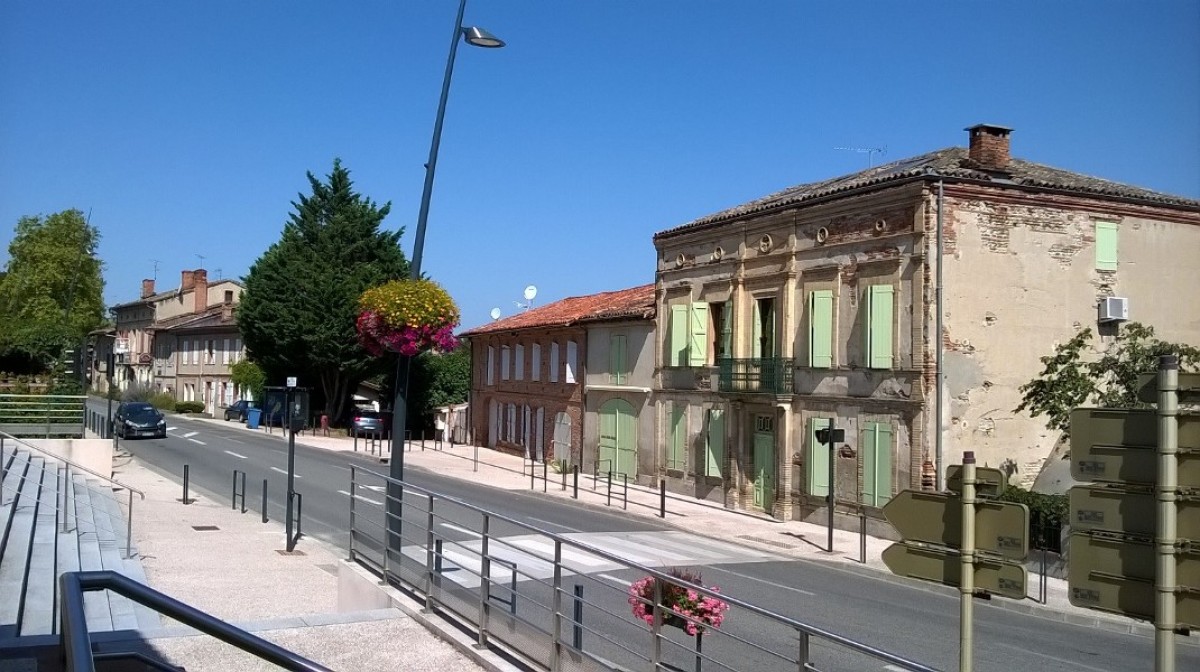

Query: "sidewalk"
<box><xmin>106</xmin><ymin>455</ymin><xmax>493</xmax><ymax>672</ymax></box>
<box><xmin>191</xmin><ymin>415</ymin><xmax>1165</xmax><ymax>640</ymax></box>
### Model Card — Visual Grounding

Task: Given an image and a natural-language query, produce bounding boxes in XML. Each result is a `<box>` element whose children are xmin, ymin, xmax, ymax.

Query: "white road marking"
<box><xmin>438</xmin><ymin>522</ymin><xmax>482</xmax><ymax>538</ymax></box>
<box><xmin>705</xmin><ymin>566</ymin><xmax>816</xmax><ymax>596</ymax></box>
<box><xmin>337</xmin><ymin>489</ymin><xmax>382</xmax><ymax>505</ymax></box>
<box><xmin>224</xmin><ymin>451</ymin><xmax>248</xmax><ymax>459</ymax></box>
<box><xmin>226</xmin><ymin>437</ymin><xmax>245</xmax><ymax>445</ymax></box>
<box><xmin>166</xmin><ymin>426</ymin><xmax>178</xmax><ymax>431</ymax></box>
<box><xmin>527</xmin><ymin>516</ymin><xmax>580</xmax><ymax>533</ymax></box>
<box><xmin>598</xmin><ymin>573</ymin><xmax>631</xmax><ymax>586</ymax></box>
<box><xmin>183</xmin><ymin>431</ymin><xmax>199</xmax><ymax>438</ymax></box>
<box><xmin>271</xmin><ymin>466</ymin><xmax>299</xmax><ymax>478</ymax></box>
<box><xmin>995</xmin><ymin>643</ymin><xmax>1113</xmax><ymax>672</ymax></box>
<box><xmin>187</xmin><ymin>438</ymin><xmax>206</xmax><ymax>445</ymax></box>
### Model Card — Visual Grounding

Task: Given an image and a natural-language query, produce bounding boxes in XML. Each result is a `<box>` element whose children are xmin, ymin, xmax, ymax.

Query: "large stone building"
<box><xmin>652</xmin><ymin>123</ymin><xmax>1200</xmax><ymax>522</ymax></box>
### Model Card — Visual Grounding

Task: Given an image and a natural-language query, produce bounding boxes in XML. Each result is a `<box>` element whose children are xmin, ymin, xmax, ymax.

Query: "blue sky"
<box><xmin>2</xmin><ymin>1</ymin><xmax>1198</xmax><ymax>331</ymax></box>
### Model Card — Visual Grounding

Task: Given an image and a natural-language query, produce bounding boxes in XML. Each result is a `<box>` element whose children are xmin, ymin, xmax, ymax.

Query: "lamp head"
<box><xmin>462</xmin><ymin>26</ymin><xmax>505</xmax><ymax>48</ymax></box>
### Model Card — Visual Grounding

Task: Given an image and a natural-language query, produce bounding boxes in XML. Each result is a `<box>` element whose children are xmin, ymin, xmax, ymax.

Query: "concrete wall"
<box><xmin>20</xmin><ymin>438</ymin><xmax>115</xmax><ymax>480</ymax></box>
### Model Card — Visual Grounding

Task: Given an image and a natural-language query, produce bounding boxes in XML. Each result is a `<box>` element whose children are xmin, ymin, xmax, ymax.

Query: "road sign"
<box><xmin>946</xmin><ymin>465</ymin><xmax>1006</xmax><ymax>497</ymax></box>
<box><xmin>1137</xmin><ymin>372</ymin><xmax>1200</xmax><ymax>403</ymax></box>
<box><xmin>1069</xmin><ymin>408</ymin><xmax>1200</xmax><ymax>484</ymax></box>
<box><xmin>1068</xmin><ymin>532</ymin><xmax>1200</xmax><ymax>628</ymax></box>
<box><xmin>1071</xmin><ymin>486</ymin><xmax>1200</xmax><ymax>539</ymax></box>
<box><xmin>882</xmin><ymin>490</ymin><xmax>1029</xmax><ymax>560</ymax></box>
<box><xmin>882</xmin><ymin>543</ymin><xmax>1027</xmax><ymax>600</ymax></box>
<box><xmin>286</xmin><ymin>376</ymin><xmax>298</xmax><ymax>388</ymax></box>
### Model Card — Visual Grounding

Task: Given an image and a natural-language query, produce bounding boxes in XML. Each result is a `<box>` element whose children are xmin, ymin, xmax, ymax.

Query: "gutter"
<box><xmin>935</xmin><ymin>180</ymin><xmax>945</xmax><ymax>490</ymax></box>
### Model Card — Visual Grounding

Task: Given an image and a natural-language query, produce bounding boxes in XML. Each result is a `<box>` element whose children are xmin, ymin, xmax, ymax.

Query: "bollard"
<box><xmin>572</xmin><ymin>584</ymin><xmax>584</xmax><ymax>650</ymax></box>
<box><xmin>353</xmin><ymin>432</ymin><xmax>358</xmax><ymax>452</ymax></box>
<box><xmin>660</xmin><ymin>479</ymin><xmax>666</xmax><ymax>518</ymax></box>
<box><xmin>561</xmin><ymin>465</ymin><xmax>567</xmax><ymax>492</ymax></box>
<box><xmin>623</xmin><ymin>473</ymin><xmax>629</xmax><ymax>510</ymax></box>
<box><xmin>473</xmin><ymin>443</ymin><xmax>479</xmax><ymax>472</ymax></box>
<box><xmin>240</xmin><ymin>471</ymin><xmax>247</xmax><ymax>513</ymax></box>
<box><xmin>573</xmin><ymin>464</ymin><xmax>579</xmax><ymax>499</ymax></box>
<box><xmin>543</xmin><ymin>460</ymin><xmax>548</xmax><ymax>493</ymax></box>
<box><xmin>182</xmin><ymin>464</ymin><xmax>190</xmax><ymax>505</ymax></box>
<box><xmin>860</xmin><ymin>511</ymin><xmax>867</xmax><ymax>563</ymax></box>
<box><xmin>530</xmin><ymin>461</ymin><xmax>535</xmax><ymax>490</ymax></box>
<box><xmin>607</xmin><ymin>471</ymin><xmax>613</xmax><ymax>507</ymax></box>
<box><xmin>231</xmin><ymin>471</ymin><xmax>238</xmax><ymax>510</ymax></box>
<box><xmin>261</xmin><ymin>479</ymin><xmax>269</xmax><ymax>523</ymax></box>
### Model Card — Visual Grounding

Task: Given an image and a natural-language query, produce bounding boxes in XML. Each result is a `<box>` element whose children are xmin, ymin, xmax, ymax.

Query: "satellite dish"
<box><xmin>524</xmin><ymin>285</ymin><xmax>538</xmax><ymax>301</ymax></box>
<box><xmin>490</xmin><ymin>307</ymin><xmax>501</xmax><ymax>321</ymax></box>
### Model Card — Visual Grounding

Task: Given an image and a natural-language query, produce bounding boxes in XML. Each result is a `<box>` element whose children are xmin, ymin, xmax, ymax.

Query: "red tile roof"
<box><xmin>459</xmin><ymin>284</ymin><xmax>655</xmax><ymax>337</ymax></box>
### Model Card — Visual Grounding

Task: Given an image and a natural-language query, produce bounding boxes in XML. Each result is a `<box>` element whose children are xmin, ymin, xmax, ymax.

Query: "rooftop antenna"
<box><xmin>196</xmin><ymin>254</ymin><xmax>206</xmax><ymax>269</ymax></box>
<box><xmin>150</xmin><ymin>259</ymin><xmax>161</xmax><ymax>281</ymax></box>
<box><xmin>515</xmin><ymin>285</ymin><xmax>538</xmax><ymax>311</ymax></box>
<box><xmin>834</xmin><ymin>144</ymin><xmax>887</xmax><ymax>168</ymax></box>
<box><xmin>215</xmin><ymin>268</ymin><xmax>222</xmax><ymax>280</ymax></box>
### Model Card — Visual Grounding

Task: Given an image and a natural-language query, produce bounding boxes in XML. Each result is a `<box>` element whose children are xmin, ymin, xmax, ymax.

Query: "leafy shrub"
<box><xmin>149</xmin><ymin>393</ymin><xmax>177</xmax><ymax>412</ymax></box>
<box><xmin>176</xmin><ymin>401</ymin><xmax>205</xmax><ymax>413</ymax></box>
<box><xmin>997</xmin><ymin>485</ymin><xmax>1067</xmax><ymax>552</ymax></box>
<box><xmin>121</xmin><ymin>383</ymin><xmax>155</xmax><ymax>402</ymax></box>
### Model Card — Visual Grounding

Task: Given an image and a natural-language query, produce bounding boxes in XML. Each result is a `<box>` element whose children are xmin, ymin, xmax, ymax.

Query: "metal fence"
<box><xmin>346</xmin><ymin>465</ymin><xmax>938</xmax><ymax>672</ymax></box>
<box><xmin>0</xmin><ymin>394</ymin><xmax>86</xmax><ymax>437</ymax></box>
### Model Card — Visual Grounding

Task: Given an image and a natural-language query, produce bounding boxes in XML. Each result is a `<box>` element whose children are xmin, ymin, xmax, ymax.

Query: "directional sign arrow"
<box><xmin>1068</xmin><ymin>532</ymin><xmax>1200</xmax><ymax>628</ymax></box>
<box><xmin>945</xmin><ymin>465</ymin><xmax>1006</xmax><ymax>497</ymax></box>
<box><xmin>1070</xmin><ymin>485</ymin><xmax>1200</xmax><ymax>539</ymax></box>
<box><xmin>1069</xmin><ymin>408</ymin><xmax>1200</xmax><ymax>485</ymax></box>
<box><xmin>881</xmin><ymin>543</ymin><xmax>1027</xmax><ymax>600</ymax></box>
<box><xmin>882</xmin><ymin>490</ymin><xmax>1029</xmax><ymax>560</ymax></box>
<box><xmin>1136</xmin><ymin>372</ymin><xmax>1200</xmax><ymax>404</ymax></box>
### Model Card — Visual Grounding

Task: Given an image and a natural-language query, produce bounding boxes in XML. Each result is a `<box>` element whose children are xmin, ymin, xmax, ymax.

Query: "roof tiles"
<box><xmin>460</xmin><ymin>284</ymin><xmax>655</xmax><ymax>337</ymax></box>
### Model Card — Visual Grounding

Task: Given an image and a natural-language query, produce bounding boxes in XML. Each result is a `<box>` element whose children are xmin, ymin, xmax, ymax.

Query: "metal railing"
<box><xmin>717</xmin><ymin>358</ymin><xmax>794</xmax><ymax>394</ymax></box>
<box><xmin>0</xmin><ymin>394</ymin><xmax>86</xmax><ymax>437</ymax></box>
<box><xmin>346</xmin><ymin>464</ymin><xmax>938</xmax><ymax>672</ymax></box>
<box><xmin>60</xmin><ymin>570</ymin><xmax>334</xmax><ymax>672</ymax></box>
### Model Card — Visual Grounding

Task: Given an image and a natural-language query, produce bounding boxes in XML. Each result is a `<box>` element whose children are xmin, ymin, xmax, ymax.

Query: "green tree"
<box><xmin>237</xmin><ymin>160</ymin><xmax>408</xmax><ymax>423</ymax></box>
<box><xmin>1015</xmin><ymin>322</ymin><xmax>1200</xmax><ymax>433</ymax></box>
<box><xmin>0</xmin><ymin>210</ymin><xmax>105</xmax><ymax>370</ymax></box>
<box><xmin>409</xmin><ymin>345</ymin><xmax>470</xmax><ymax>428</ymax></box>
<box><xmin>229</xmin><ymin>358</ymin><xmax>267</xmax><ymax>403</ymax></box>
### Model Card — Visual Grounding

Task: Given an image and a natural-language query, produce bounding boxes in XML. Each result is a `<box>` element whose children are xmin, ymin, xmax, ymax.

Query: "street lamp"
<box><xmin>389</xmin><ymin>0</ymin><xmax>504</xmax><ymax>492</ymax></box>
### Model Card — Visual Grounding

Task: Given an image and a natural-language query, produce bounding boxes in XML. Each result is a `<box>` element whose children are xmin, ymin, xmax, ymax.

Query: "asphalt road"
<box><xmin>96</xmin><ymin>403</ymin><xmax>1196</xmax><ymax>672</ymax></box>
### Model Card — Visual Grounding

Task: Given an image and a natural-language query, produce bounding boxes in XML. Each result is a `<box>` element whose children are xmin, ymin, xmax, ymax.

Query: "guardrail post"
<box><xmin>434</xmin><ymin>538</ymin><xmax>443</xmax><ymax>581</ymax></box>
<box><xmin>651</xmin><ymin>577</ymin><xmax>662</xmax><ymax>668</ymax></box>
<box><xmin>572</xmin><ymin>584</ymin><xmax>583</xmax><ymax>650</ymax></box>
<box><xmin>59</xmin><ymin>465</ymin><xmax>68</xmax><ymax>533</ymax></box>
<box><xmin>552</xmin><ymin>539</ymin><xmax>563</xmax><ymax>671</ymax></box>
<box><xmin>349</xmin><ymin>468</ymin><xmax>357</xmax><ymax>562</ymax></box>
<box><xmin>261</xmin><ymin>480</ymin><xmax>268</xmax><ymax>523</ymax></box>
<box><xmin>478</xmin><ymin>514</ymin><xmax>491</xmax><ymax>649</ymax></box>
<box><xmin>424</xmin><ymin>494</ymin><xmax>435</xmax><ymax>613</ymax></box>
<box><xmin>182</xmin><ymin>465</ymin><xmax>190</xmax><ymax>505</ymax></box>
<box><xmin>797</xmin><ymin>629</ymin><xmax>810</xmax><ymax>671</ymax></box>
<box><xmin>660</xmin><ymin>479</ymin><xmax>666</xmax><ymax>518</ymax></box>
<box><xmin>126</xmin><ymin>490</ymin><xmax>134</xmax><ymax>559</ymax></box>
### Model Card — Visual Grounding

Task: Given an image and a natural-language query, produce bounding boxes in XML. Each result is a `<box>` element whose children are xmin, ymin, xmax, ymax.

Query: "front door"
<box><xmin>599</xmin><ymin>399</ymin><xmax>637</xmax><ymax>477</ymax></box>
<box><xmin>553</xmin><ymin>412</ymin><xmax>572</xmax><ymax>463</ymax></box>
<box><xmin>753</xmin><ymin>415</ymin><xmax>775</xmax><ymax>510</ymax></box>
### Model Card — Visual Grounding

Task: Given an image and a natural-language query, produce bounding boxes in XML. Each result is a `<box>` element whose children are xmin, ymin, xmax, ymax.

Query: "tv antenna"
<box><xmin>196</xmin><ymin>254</ymin><xmax>207</xmax><ymax>268</ymax></box>
<box><xmin>489</xmin><ymin>307</ymin><xmax>501</xmax><ymax>321</ymax></box>
<box><xmin>515</xmin><ymin>285</ymin><xmax>538</xmax><ymax>311</ymax></box>
<box><xmin>834</xmin><ymin>144</ymin><xmax>887</xmax><ymax>168</ymax></box>
<box><xmin>150</xmin><ymin>259</ymin><xmax>161</xmax><ymax>281</ymax></box>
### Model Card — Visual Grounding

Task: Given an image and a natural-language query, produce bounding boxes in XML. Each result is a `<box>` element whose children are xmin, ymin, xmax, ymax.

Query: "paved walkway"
<box><xmin>198</xmin><ymin>416</ymin><xmax>1157</xmax><ymax>638</ymax></box>
<box><xmin>108</xmin><ymin>455</ymin><xmax>489</xmax><ymax>672</ymax></box>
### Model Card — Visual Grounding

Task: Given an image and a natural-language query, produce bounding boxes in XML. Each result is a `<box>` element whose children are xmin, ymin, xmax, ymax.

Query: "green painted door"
<box><xmin>752</xmin><ymin>415</ymin><xmax>775</xmax><ymax>510</ymax></box>
<box><xmin>599</xmin><ymin>398</ymin><xmax>637</xmax><ymax>477</ymax></box>
<box><xmin>599</xmin><ymin>404</ymin><xmax>617</xmax><ymax>471</ymax></box>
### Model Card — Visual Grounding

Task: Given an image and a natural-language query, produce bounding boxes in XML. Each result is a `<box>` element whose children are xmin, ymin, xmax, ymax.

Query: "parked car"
<box><xmin>223</xmin><ymin>399</ymin><xmax>257</xmax><ymax>422</ymax></box>
<box><xmin>115</xmin><ymin>402</ymin><xmax>167</xmax><ymax>439</ymax></box>
<box><xmin>351</xmin><ymin>409</ymin><xmax>392</xmax><ymax>438</ymax></box>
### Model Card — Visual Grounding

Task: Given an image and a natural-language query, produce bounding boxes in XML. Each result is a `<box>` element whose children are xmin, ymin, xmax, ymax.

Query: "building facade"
<box><xmin>652</xmin><ymin>124</ymin><xmax>1200</xmax><ymax>522</ymax></box>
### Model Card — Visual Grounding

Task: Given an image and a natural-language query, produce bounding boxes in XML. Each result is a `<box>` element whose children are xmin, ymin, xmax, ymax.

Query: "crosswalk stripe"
<box><xmin>509</xmin><ymin>538</ymin><xmax>607</xmax><ymax>568</ymax></box>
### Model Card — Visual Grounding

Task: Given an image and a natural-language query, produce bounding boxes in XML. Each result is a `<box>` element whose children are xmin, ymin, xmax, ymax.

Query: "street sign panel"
<box><xmin>1137</xmin><ymin>372</ymin><xmax>1200</xmax><ymax>403</ymax></box>
<box><xmin>1069</xmin><ymin>408</ymin><xmax>1200</xmax><ymax>485</ymax></box>
<box><xmin>1068</xmin><ymin>532</ymin><xmax>1200</xmax><ymax>627</ymax></box>
<box><xmin>882</xmin><ymin>490</ymin><xmax>1029</xmax><ymax>560</ymax></box>
<box><xmin>946</xmin><ymin>465</ymin><xmax>1006</xmax><ymax>497</ymax></box>
<box><xmin>882</xmin><ymin>543</ymin><xmax>1027</xmax><ymax>600</ymax></box>
<box><xmin>1070</xmin><ymin>486</ymin><xmax>1200</xmax><ymax>539</ymax></box>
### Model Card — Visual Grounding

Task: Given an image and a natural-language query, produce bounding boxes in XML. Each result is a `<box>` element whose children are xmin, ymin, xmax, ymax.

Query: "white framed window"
<box><xmin>182</xmin><ymin>340</ymin><xmax>190</xmax><ymax>365</ymax></box>
<box><xmin>501</xmin><ymin>346</ymin><xmax>511</xmax><ymax>381</ymax></box>
<box><xmin>550</xmin><ymin>342</ymin><xmax>560</xmax><ymax>383</ymax></box>
<box><xmin>233</xmin><ymin>338</ymin><xmax>242</xmax><ymax>363</ymax></box>
<box><xmin>531</xmin><ymin>343</ymin><xmax>541</xmax><ymax>381</ymax></box>
<box><xmin>565</xmin><ymin>341</ymin><xmax>578</xmax><ymax>384</ymax></box>
<box><xmin>223</xmin><ymin>338</ymin><xmax>231</xmax><ymax>364</ymax></box>
<box><xmin>515</xmin><ymin>344</ymin><xmax>525</xmax><ymax>381</ymax></box>
<box><xmin>487</xmin><ymin>346</ymin><xmax>495</xmax><ymax>386</ymax></box>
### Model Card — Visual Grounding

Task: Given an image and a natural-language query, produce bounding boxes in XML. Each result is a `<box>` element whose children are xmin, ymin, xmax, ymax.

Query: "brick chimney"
<box><xmin>193</xmin><ymin>269</ymin><xmax>208</xmax><ymax>314</ymax></box>
<box><xmin>181</xmin><ymin>270</ymin><xmax>195</xmax><ymax>292</ymax></box>
<box><xmin>141</xmin><ymin>279</ymin><xmax>155</xmax><ymax>298</ymax></box>
<box><xmin>966</xmin><ymin>124</ymin><xmax>1013</xmax><ymax>170</ymax></box>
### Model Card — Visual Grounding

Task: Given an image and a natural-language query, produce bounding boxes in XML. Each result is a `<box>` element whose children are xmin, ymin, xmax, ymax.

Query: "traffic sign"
<box><xmin>946</xmin><ymin>465</ymin><xmax>1006</xmax><ymax>497</ymax></box>
<box><xmin>882</xmin><ymin>543</ymin><xmax>1027</xmax><ymax>600</ymax></box>
<box><xmin>882</xmin><ymin>490</ymin><xmax>1029</xmax><ymax>561</ymax></box>
<box><xmin>1137</xmin><ymin>372</ymin><xmax>1200</xmax><ymax>404</ymax></box>
<box><xmin>1068</xmin><ymin>532</ymin><xmax>1200</xmax><ymax>628</ymax></box>
<box><xmin>1069</xmin><ymin>408</ymin><xmax>1200</xmax><ymax>484</ymax></box>
<box><xmin>1071</xmin><ymin>486</ymin><xmax>1200</xmax><ymax>539</ymax></box>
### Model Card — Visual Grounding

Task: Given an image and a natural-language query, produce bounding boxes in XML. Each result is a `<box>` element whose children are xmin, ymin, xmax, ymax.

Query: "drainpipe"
<box><xmin>935</xmin><ymin>180</ymin><xmax>945</xmax><ymax>489</ymax></box>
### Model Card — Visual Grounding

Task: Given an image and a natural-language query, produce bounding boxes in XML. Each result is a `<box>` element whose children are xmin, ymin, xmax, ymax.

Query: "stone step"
<box><xmin>16</xmin><ymin>466</ymin><xmax>59</xmax><ymax>636</ymax></box>
<box><xmin>0</xmin><ymin>459</ymin><xmax>44</xmax><ymax>636</ymax></box>
<box><xmin>72</xmin><ymin>475</ymin><xmax>114</xmax><ymax>632</ymax></box>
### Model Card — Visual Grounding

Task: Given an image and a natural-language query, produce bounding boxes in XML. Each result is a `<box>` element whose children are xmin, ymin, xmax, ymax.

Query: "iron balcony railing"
<box><xmin>717</xmin><ymin>358</ymin><xmax>794</xmax><ymax>394</ymax></box>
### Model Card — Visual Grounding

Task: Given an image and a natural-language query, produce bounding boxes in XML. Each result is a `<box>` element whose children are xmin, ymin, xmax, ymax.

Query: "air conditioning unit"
<box><xmin>1098</xmin><ymin>296</ymin><xmax>1129</xmax><ymax>323</ymax></box>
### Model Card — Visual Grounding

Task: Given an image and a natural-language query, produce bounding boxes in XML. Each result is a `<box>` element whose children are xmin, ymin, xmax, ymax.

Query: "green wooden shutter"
<box><xmin>867</xmin><ymin>285</ymin><xmax>894</xmax><ymax>369</ymax></box>
<box><xmin>720</xmin><ymin>300</ymin><xmax>733</xmax><ymax>360</ymax></box>
<box><xmin>752</xmin><ymin>300</ymin><xmax>763</xmax><ymax>359</ymax></box>
<box><xmin>670</xmin><ymin>305</ymin><xmax>688</xmax><ymax>366</ymax></box>
<box><xmin>1095</xmin><ymin>222</ymin><xmax>1118</xmax><ymax>271</ymax></box>
<box><xmin>705</xmin><ymin>409</ymin><xmax>724</xmax><ymax>478</ymax></box>
<box><xmin>689</xmin><ymin>303</ymin><xmax>708</xmax><ymax>366</ymax></box>
<box><xmin>610</xmin><ymin>334</ymin><xmax>627</xmax><ymax>385</ymax></box>
<box><xmin>670</xmin><ymin>404</ymin><xmax>686</xmax><ymax>470</ymax></box>
<box><xmin>807</xmin><ymin>418</ymin><xmax>831</xmax><ymax>498</ymax></box>
<box><xmin>862</xmin><ymin>422</ymin><xmax>894</xmax><ymax>507</ymax></box>
<box><xmin>809</xmin><ymin>290</ymin><xmax>833</xmax><ymax>368</ymax></box>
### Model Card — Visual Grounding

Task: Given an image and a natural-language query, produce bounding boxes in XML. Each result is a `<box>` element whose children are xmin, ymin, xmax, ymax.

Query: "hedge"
<box><xmin>175</xmin><ymin>401</ymin><xmax>205</xmax><ymax>413</ymax></box>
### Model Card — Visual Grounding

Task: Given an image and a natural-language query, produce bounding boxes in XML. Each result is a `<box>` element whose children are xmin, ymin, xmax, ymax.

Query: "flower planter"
<box><xmin>356</xmin><ymin>279</ymin><xmax>460</xmax><ymax>356</ymax></box>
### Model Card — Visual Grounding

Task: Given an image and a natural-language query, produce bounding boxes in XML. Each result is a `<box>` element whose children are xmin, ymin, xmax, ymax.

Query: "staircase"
<box><xmin>0</xmin><ymin>441</ymin><xmax>157</xmax><ymax>641</ymax></box>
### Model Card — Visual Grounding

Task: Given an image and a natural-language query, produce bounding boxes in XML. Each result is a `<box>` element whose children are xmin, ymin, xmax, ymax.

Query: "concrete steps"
<box><xmin>0</xmin><ymin>458</ymin><xmax>43</xmax><ymax>638</ymax></box>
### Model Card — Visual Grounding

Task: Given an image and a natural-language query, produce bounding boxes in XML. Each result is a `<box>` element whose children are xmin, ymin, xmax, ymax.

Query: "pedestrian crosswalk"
<box><xmin>402</xmin><ymin>530</ymin><xmax>781</xmax><ymax>588</ymax></box>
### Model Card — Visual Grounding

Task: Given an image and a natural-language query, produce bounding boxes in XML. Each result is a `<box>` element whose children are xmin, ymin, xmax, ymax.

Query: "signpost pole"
<box><xmin>960</xmin><ymin>451</ymin><xmax>976</xmax><ymax>672</ymax></box>
<box><xmin>1156</xmin><ymin>355</ymin><xmax>1178</xmax><ymax>672</ymax></box>
<box><xmin>827</xmin><ymin>420</ymin><xmax>836</xmax><ymax>553</ymax></box>
<box><xmin>285</xmin><ymin>385</ymin><xmax>297</xmax><ymax>552</ymax></box>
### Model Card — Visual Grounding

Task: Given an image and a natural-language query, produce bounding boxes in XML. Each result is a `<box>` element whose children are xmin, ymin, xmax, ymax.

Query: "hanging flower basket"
<box><xmin>628</xmin><ymin>568</ymin><xmax>729</xmax><ymax>636</ymax></box>
<box><xmin>356</xmin><ymin>279</ymin><xmax>461</xmax><ymax>357</ymax></box>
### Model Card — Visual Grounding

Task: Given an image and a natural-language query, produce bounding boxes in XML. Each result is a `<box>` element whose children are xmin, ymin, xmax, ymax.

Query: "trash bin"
<box><xmin>246</xmin><ymin>407</ymin><xmax>262</xmax><ymax>430</ymax></box>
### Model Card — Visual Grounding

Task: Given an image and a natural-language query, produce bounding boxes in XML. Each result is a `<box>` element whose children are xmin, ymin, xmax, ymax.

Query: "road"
<box><xmin>95</xmin><ymin>402</ymin><xmax>1196</xmax><ymax>672</ymax></box>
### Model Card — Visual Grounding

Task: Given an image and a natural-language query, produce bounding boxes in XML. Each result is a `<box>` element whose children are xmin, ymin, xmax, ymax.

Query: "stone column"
<box><xmin>773</xmin><ymin>400</ymin><xmax>794</xmax><ymax>520</ymax></box>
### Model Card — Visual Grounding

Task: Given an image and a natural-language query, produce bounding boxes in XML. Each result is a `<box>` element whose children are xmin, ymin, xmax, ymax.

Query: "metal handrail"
<box><xmin>60</xmin><ymin>571</ymin><xmax>335</xmax><ymax>672</ymax></box>
<box><xmin>350</xmin><ymin>464</ymin><xmax>938</xmax><ymax>672</ymax></box>
<box><xmin>1</xmin><ymin>432</ymin><xmax>145</xmax><ymax>499</ymax></box>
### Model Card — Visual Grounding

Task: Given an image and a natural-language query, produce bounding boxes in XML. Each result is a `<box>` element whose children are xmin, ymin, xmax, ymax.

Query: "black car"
<box><xmin>352</xmin><ymin>410</ymin><xmax>392</xmax><ymax>438</ymax></box>
<box><xmin>115</xmin><ymin>402</ymin><xmax>167</xmax><ymax>439</ymax></box>
<box><xmin>223</xmin><ymin>399</ymin><xmax>257</xmax><ymax>422</ymax></box>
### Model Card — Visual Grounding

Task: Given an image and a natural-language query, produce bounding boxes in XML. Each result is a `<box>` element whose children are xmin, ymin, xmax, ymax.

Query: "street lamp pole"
<box><xmin>387</xmin><ymin>0</ymin><xmax>503</xmax><ymax>553</ymax></box>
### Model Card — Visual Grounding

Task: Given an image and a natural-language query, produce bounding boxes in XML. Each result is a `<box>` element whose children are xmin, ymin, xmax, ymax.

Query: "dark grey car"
<box><xmin>115</xmin><ymin>402</ymin><xmax>167</xmax><ymax>439</ymax></box>
<box><xmin>351</xmin><ymin>410</ymin><xmax>392</xmax><ymax>438</ymax></box>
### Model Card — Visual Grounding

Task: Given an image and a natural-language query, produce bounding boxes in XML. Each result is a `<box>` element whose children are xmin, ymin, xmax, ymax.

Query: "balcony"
<box><xmin>717</xmin><ymin>358</ymin><xmax>794</xmax><ymax>395</ymax></box>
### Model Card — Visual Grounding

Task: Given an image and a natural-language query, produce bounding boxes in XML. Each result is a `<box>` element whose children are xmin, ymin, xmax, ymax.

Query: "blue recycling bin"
<box><xmin>246</xmin><ymin>407</ymin><xmax>262</xmax><ymax>430</ymax></box>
